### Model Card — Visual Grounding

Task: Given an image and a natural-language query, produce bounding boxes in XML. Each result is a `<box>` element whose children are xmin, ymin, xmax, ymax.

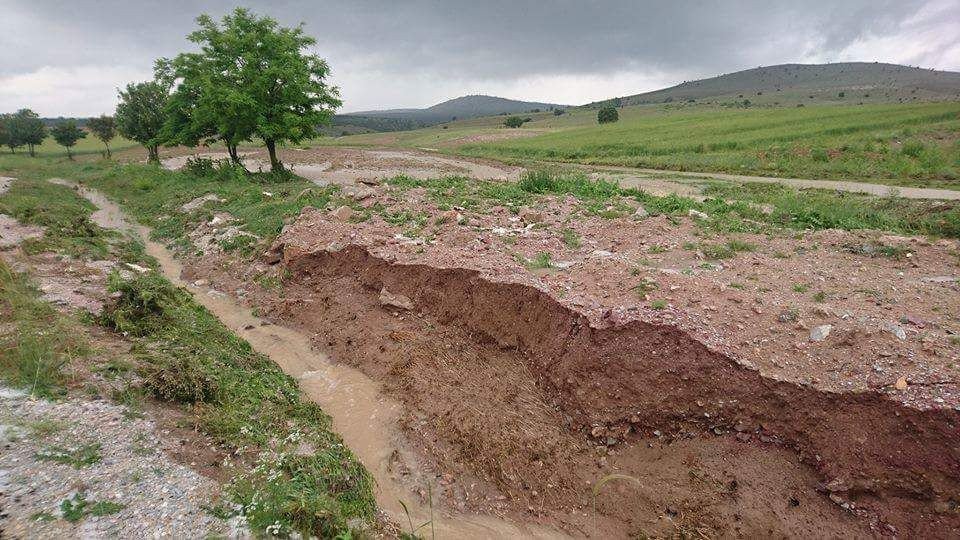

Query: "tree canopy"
<box><xmin>116</xmin><ymin>80</ymin><xmax>170</xmax><ymax>163</ymax></box>
<box><xmin>166</xmin><ymin>8</ymin><xmax>341</xmax><ymax>171</ymax></box>
<box><xmin>50</xmin><ymin>121</ymin><xmax>86</xmax><ymax>160</ymax></box>
<box><xmin>86</xmin><ymin>115</ymin><xmax>117</xmax><ymax>158</ymax></box>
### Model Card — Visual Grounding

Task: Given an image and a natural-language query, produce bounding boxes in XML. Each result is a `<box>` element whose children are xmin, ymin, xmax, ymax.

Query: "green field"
<box><xmin>3</xmin><ymin>134</ymin><xmax>139</xmax><ymax>158</ymax></box>
<box><xmin>324</xmin><ymin>102</ymin><xmax>960</xmax><ymax>189</ymax></box>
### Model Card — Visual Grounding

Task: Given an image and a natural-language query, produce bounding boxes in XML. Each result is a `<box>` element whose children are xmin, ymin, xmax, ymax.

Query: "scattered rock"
<box><xmin>894</xmin><ymin>377</ymin><xmax>909</xmax><ymax>391</ymax></box>
<box><xmin>881</xmin><ymin>321</ymin><xmax>907</xmax><ymax>341</ymax></box>
<box><xmin>519</xmin><ymin>209</ymin><xmax>545</xmax><ymax>224</ymax></box>
<box><xmin>633</xmin><ymin>206</ymin><xmax>649</xmax><ymax>219</ymax></box>
<box><xmin>688</xmin><ymin>209</ymin><xmax>709</xmax><ymax>220</ymax></box>
<box><xmin>379</xmin><ymin>287</ymin><xmax>414</xmax><ymax>310</ymax></box>
<box><xmin>809</xmin><ymin>325</ymin><xmax>832</xmax><ymax>342</ymax></box>
<box><xmin>180</xmin><ymin>193</ymin><xmax>223</xmax><ymax>213</ymax></box>
<box><xmin>329</xmin><ymin>205</ymin><xmax>355</xmax><ymax>222</ymax></box>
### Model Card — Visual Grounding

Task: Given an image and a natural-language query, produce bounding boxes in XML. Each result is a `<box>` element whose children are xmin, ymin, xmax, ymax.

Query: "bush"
<box><xmin>598</xmin><ymin>107</ymin><xmax>619</xmax><ymax>124</ymax></box>
<box><xmin>553</xmin><ymin>109</ymin><xmax>566</xmax><ymax>116</ymax></box>
<box><xmin>504</xmin><ymin>116</ymin><xmax>526</xmax><ymax>128</ymax></box>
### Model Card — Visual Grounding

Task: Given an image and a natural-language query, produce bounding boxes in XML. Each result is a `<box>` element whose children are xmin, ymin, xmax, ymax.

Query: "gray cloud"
<box><xmin>1</xmin><ymin>0</ymin><xmax>957</xmax><ymax>115</ymax></box>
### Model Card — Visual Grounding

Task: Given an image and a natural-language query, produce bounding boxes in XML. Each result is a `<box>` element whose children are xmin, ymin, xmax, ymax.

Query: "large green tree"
<box><xmin>86</xmin><ymin>115</ymin><xmax>117</xmax><ymax>158</ymax></box>
<box><xmin>50</xmin><ymin>120</ymin><xmax>86</xmax><ymax>160</ymax></box>
<box><xmin>14</xmin><ymin>109</ymin><xmax>47</xmax><ymax>156</ymax></box>
<box><xmin>1</xmin><ymin>109</ymin><xmax>46</xmax><ymax>155</ymax></box>
<box><xmin>181</xmin><ymin>8</ymin><xmax>341</xmax><ymax>172</ymax></box>
<box><xmin>116</xmin><ymin>79</ymin><xmax>170</xmax><ymax>163</ymax></box>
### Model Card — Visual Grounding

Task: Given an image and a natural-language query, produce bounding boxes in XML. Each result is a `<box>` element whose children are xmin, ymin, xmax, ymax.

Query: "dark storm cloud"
<box><xmin>2</xmin><ymin>0</ymin><xmax>957</xmax><ymax>115</ymax></box>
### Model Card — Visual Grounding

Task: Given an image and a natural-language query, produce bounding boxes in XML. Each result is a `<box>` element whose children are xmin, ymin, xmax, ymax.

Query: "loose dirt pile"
<box><xmin>225</xmin><ymin>181</ymin><xmax>960</xmax><ymax>537</ymax></box>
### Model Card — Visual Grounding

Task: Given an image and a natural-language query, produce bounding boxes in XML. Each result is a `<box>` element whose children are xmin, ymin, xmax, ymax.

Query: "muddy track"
<box><xmin>276</xmin><ymin>242</ymin><xmax>960</xmax><ymax>537</ymax></box>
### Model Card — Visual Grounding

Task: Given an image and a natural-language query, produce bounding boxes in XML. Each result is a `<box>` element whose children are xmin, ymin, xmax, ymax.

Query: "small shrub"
<box><xmin>504</xmin><ymin>116</ymin><xmax>526</xmax><ymax>128</ymax></box>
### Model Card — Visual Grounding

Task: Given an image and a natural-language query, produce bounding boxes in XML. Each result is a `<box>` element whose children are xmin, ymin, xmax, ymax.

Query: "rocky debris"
<box><xmin>342</xmin><ymin>185</ymin><xmax>375</xmax><ymax>201</ymax></box>
<box><xmin>687</xmin><ymin>209</ymin><xmax>709</xmax><ymax>220</ymax></box>
<box><xmin>0</xmin><ymin>385</ymin><xmax>228</xmax><ymax>538</ymax></box>
<box><xmin>809</xmin><ymin>325</ymin><xmax>833</xmax><ymax>342</ymax></box>
<box><xmin>633</xmin><ymin>206</ymin><xmax>649</xmax><ymax>219</ymax></box>
<box><xmin>895</xmin><ymin>377</ymin><xmax>909</xmax><ymax>391</ymax></box>
<box><xmin>180</xmin><ymin>193</ymin><xmax>224</xmax><ymax>213</ymax></box>
<box><xmin>379</xmin><ymin>287</ymin><xmax>414</xmax><ymax>311</ymax></box>
<box><xmin>330</xmin><ymin>205</ymin><xmax>355</xmax><ymax>222</ymax></box>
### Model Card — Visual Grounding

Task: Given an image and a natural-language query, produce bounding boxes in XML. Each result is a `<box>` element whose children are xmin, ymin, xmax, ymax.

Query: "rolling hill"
<box><xmin>589</xmin><ymin>62</ymin><xmax>960</xmax><ymax>107</ymax></box>
<box><xmin>333</xmin><ymin>95</ymin><xmax>565</xmax><ymax>132</ymax></box>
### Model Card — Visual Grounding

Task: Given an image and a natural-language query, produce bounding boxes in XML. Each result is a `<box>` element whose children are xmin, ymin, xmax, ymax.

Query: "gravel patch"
<box><xmin>0</xmin><ymin>385</ymin><xmax>230</xmax><ymax>538</ymax></box>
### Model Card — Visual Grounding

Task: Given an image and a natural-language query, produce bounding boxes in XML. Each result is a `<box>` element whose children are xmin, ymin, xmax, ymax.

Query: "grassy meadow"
<box><xmin>325</xmin><ymin>101</ymin><xmax>960</xmax><ymax>189</ymax></box>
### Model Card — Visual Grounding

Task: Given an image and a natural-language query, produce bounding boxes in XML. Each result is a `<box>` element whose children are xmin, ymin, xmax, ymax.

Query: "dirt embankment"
<box><xmin>261</xmin><ymin>239</ymin><xmax>957</xmax><ymax>536</ymax></box>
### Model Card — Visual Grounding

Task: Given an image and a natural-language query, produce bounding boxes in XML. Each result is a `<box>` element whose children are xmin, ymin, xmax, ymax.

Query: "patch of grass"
<box><xmin>793</xmin><ymin>283</ymin><xmax>810</xmax><ymax>293</ymax></box>
<box><xmin>813</xmin><ymin>291</ymin><xmax>828</xmax><ymax>303</ymax></box>
<box><xmin>650</xmin><ymin>299</ymin><xmax>668</xmax><ymax>310</ymax></box>
<box><xmin>561</xmin><ymin>227</ymin><xmax>582</xmax><ymax>248</ymax></box>
<box><xmin>36</xmin><ymin>443</ymin><xmax>102</xmax><ymax>468</ymax></box>
<box><xmin>631</xmin><ymin>278</ymin><xmax>658</xmax><ymax>296</ymax></box>
<box><xmin>97</xmin><ymin>271</ymin><xmax>374</xmax><ymax>536</ymax></box>
<box><xmin>0</xmin><ymin>261</ymin><xmax>89</xmax><ymax>399</ymax></box>
<box><xmin>60</xmin><ymin>493</ymin><xmax>124</xmax><ymax>523</ymax></box>
<box><xmin>525</xmin><ymin>252</ymin><xmax>554</xmax><ymax>269</ymax></box>
<box><xmin>30</xmin><ymin>511</ymin><xmax>56</xmax><ymax>523</ymax></box>
<box><xmin>648</xmin><ymin>244</ymin><xmax>668</xmax><ymax>254</ymax></box>
<box><xmin>702</xmin><ymin>243</ymin><xmax>735</xmax><ymax>260</ymax></box>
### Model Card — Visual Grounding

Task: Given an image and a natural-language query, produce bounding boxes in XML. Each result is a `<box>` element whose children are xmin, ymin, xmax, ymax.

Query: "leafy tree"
<box><xmin>50</xmin><ymin>121</ymin><xmax>86</xmax><ymax>160</ymax></box>
<box><xmin>504</xmin><ymin>116</ymin><xmax>526</xmax><ymax>128</ymax></box>
<box><xmin>598</xmin><ymin>106</ymin><xmax>619</xmax><ymax>124</ymax></box>
<box><xmin>116</xmin><ymin>79</ymin><xmax>170</xmax><ymax>163</ymax></box>
<box><xmin>0</xmin><ymin>109</ymin><xmax>46</xmax><ymax>155</ymax></box>
<box><xmin>553</xmin><ymin>109</ymin><xmax>566</xmax><ymax>116</ymax></box>
<box><xmin>181</xmin><ymin>8</ymin><xmax>341</xmax><ymax>172</ymax></box>
<box><xmin>86</xmin><ymin>115</ymin><xmax>117</xmax><ymax>158</ymax></box>
<box><xmin>13</xmin><ymin>109</ymin><xmax>47</xmax><ymax>156</ymax></box>
<box><xmin>0</xmin><ymin>114</ymin><xmax>13</xmax><ymax>153</ymax></box>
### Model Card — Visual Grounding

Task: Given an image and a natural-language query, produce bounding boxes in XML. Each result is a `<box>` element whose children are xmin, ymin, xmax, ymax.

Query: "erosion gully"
<box><xmin>59</xmin><ymin>180</ymin><xmax>562</xmax><ymax>538</ymax></box>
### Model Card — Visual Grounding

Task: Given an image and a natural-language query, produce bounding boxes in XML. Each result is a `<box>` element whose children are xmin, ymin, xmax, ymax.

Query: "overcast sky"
<box><xmin>2</xmin><ymin>0</ymin><xmax>959</xmax><ymax>116</ymax></box>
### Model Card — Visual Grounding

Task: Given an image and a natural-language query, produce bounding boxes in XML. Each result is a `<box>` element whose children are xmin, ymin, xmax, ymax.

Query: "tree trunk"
<box><xmin>265</xmin><ymin>139</ymin><xmax>281</xmax><ymax>172</ymax></box>
<box><xmin>147</xmin><ymin>145</ymin><xmax>159</xmax><ymax>164</ymax></box>
<box><xmin>28</xmin><ymin>144</ymin><xmax>35</xmax><ymax>157</ymax></box>
<box><xmin>105</xmin><ymin>143</ymin><xmax>111</xmax><ymax>159</ymax></box>
<box><xmin>67</xmin><ymin>147</ymin><xmax>73</xmax><ymax>160</ymax></box>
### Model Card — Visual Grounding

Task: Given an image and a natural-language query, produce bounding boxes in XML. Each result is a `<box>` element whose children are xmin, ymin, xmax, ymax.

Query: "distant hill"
<box><xmin>334</xmin><ymin>95</ymin><xmax>565</xmax><ymax>132</ymax></box>
<box><xmin>589</xmin><ymin>62</ymin><xmax>960</xmax><ymax>107</ymax></box>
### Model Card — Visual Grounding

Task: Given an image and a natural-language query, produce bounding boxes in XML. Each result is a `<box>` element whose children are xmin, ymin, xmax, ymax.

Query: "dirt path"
<box><xmin>60</xmin><ymin>179</ymin><xmax>564</xmax><ymax>539</ymax></box>
<box><xmin>568</xmin><ymin>163</ymin><xmax>960</xmax><ymax>200</ymax></box>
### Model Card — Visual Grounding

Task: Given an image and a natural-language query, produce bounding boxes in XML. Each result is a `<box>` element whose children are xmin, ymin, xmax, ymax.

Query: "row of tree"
<box><xmin>115</xmin><ymin>8</ymin><xmax>341</xmax><ymax>172</ymax></box>
<box><xmin>0</xmin><ymin>109</ymin><xmax>118</xmax><ymax>159</ymax></box>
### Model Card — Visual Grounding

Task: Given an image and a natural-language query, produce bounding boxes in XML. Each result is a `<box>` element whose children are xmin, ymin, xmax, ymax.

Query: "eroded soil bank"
<box><xmin>211</xmin><ymin>184</ymin><xmax>960</xmax><ymax>537</ymax></box>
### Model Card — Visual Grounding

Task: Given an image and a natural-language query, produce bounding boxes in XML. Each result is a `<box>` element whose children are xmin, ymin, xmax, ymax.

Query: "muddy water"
<box><xmin>59</xmin><ymin>179</ymin><xmax>564</xmax><ymax>539</ymax></box>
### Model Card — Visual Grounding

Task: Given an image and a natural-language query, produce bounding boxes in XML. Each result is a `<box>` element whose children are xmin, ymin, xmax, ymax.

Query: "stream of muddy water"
<box><xmin>60</xmin><ymin>179</ymin><xmax>565</xmax><ymax>539</ymax></box>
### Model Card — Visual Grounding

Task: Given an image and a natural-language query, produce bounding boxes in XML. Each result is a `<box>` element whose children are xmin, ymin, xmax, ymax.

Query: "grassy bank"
<box><xmin>0</xmin><ymin>163</ymin><xmax>376</xmax><ymax>536</ymax></box>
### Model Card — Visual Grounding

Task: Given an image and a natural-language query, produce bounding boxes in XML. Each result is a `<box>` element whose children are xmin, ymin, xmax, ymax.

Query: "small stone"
<box><xmin>688</xmin><ymin>209</ymin><xmax>709</xmax><ymax>219</ymax></box>
<box><xmin>519</xmin><ymin>209</ymin><xmax>545</xmax><ymax>224</ymax></box>
<box><xmin>633</xmin><ymin>206</ymin><xmax>649</xmax><ymax>219</ymax></box>
<box><xmin>809</xmin><ymin>324</ymin><xmax>832</xmax><ymax>342</ymax></box>
<box><xmin>378</xmin><ymin>287</ymin><xmax>413</xmax><ymax>310</ymax></box>
<box><xmin>329</xmin><ymin>205</ymin><xmax>354</xmax><ymax>221</ymax></box>
<box><xmin>894</xmin><ymin>377</ymin><xmax>908</xmax><ymax>391</ymax></box>
<box><xmin>881</xmin><ymin>321</ymin><xmax>907</xmax><ymax>341</ymax></box>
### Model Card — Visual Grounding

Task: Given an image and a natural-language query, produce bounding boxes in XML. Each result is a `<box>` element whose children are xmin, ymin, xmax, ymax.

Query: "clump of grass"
<box><xmin>60</xmin><ymin>493</ymin><xmax>124</xmax><ymax>523</ymax></box>
<box><xmin>648</xmin><ymin>244</ymin><xmax>668</xmax><ymax>254</ymax></box>
<box><xmin>650</xmin><ymin>299</ymin><xmax>668</xmax><ymax>310</ymax></box>
<box><xmin>631</xmin><ymin>278</ymin><xmax>658</xmax><ymax>296</ymax></box>
<box><xmin>561</xmin><ymin>227</ymin><xmax>582</xmax><ymax>248</ymax></box>
<box><xmin>813</xmin><ymin>291</ymin><xmax>828</xmax><ymax>303</ymax></box>
<box><xmin>0</xmin><ymin>261</ymin><xmax>89</xmax><ymax>399</ymax></box>
<box><xmin>36</xmin><ymin>443</ymin><xmax>102</xmax><ymax>469</ymax></box>
<box><xmin>98</xmin><ymin>271</ymin><xmax>375</xmax><ymax>536</ymax></box>
<box><xmin>525</xmin><ymin>252</ymin><xmax>554</xmax><ymax>269</ymax></box>
<box><xmin>793</xmin><ymin>283</ymin><xmax>810</xmax><ymax>293</ymax></box>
